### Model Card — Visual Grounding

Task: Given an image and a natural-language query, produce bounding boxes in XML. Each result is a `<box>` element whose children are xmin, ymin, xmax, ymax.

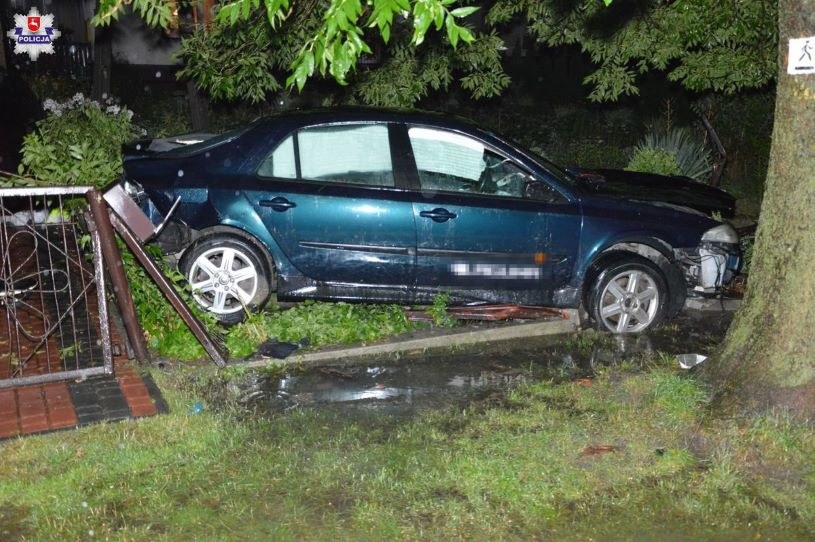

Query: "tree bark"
<box><xmin>187</xmin><ymin>80</ymin><xmax>209</xmax><ymax>132</ymax></box>
<box><xmin>707</xmin><ymin>0</ymin><xmax>815</xmax><ymax>418</ymax></box>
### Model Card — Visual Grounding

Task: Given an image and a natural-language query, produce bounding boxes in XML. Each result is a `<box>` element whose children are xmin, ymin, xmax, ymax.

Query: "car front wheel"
<box><xmin>588</xmin><ymin>256</ymin><xmax>668</xmax><ymax>334</ymax></box>
<box><xmin>180</xmin><ymin>235</ymin><xmax>272</xmax><ymax>325</ymax></box>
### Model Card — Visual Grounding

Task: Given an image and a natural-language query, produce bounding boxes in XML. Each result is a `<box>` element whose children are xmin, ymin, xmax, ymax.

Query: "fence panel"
<box><xmin>0</xmin><ymin>187</ymin><xmax>112</xmax><ymax>388</ymax></box>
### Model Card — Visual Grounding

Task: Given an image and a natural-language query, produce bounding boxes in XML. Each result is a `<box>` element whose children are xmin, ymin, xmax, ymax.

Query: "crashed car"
<box><xmin>118</xmin><ymin>108</ymin><xmax>740</xmax><ymax>332</ymax></box>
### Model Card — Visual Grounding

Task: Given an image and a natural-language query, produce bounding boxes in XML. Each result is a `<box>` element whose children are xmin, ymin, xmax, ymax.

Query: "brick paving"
<box><xmin>0</xmin><ymin>222</ymin><xmax>168</xmax><ymax>440</ymax></box>
<box><xmin>0</xmin><ymin>360</ymin><xmax>167</xmax><ymax>440</ymax></box>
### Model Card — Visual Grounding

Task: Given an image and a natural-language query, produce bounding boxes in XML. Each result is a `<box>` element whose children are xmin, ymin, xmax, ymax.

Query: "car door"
<box><xmin>242</xmin><ymin>122</ymin><xmax>417</xmax><ymax>289</ymax></box>
<box><xmin>404</xmin><ymin>125</ymin><xmax>581</xmax><ymax>305</ymax></box>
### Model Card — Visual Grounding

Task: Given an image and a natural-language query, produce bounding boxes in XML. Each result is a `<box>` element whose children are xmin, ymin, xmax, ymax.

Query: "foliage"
<box><xmin>20</xmin><ymin>73</ymin><xmax>88</xmax><ymax>102</ymax></box>
<box><xmin>487</xmin><ymin>0</ymin><xmax>777</xmax><ymax>102</ymax></box>
<box><xmin>176</xmin><ymin>13</ymin><xmax>286</xmax><ymax>103</ymax></box>
<box><xmin>95</xmin><ymin>0</ymin><xmax>480</xmax><ymax>100</ymax></box>
<box><xmin>627</xmin><ymin>127</ymin><xmax>712</xmax><ymax>181</ymax></box>
<box><xmin>709</xmin><ymin>91</ymin><xmax>774</xmax><ymax>217</ymax></box>
<box><xmin>122</xmin><ymin>243</ymin><xmax>215</xmax><ymax>360</ymax></box>
<box><xmin>107</xmin><ymin>0</ymin><xmax>776</xmax><ymax>106</ymax></box>
<box><xmin>226</xmin><ymin>300</ymin><xmax>421</xmax><ymax>357</ymax></box>
<box><xmin>92</xmin><ymin>0</ymin><xmax>173</xmax><ymax>28</ymax></box>
<box><xmin>626</xmin><ymin>147</ymin><xmax>681</xmax><ymax>177</ymax></box>
<box><xmin>18</xmin><ymin>94</ymin><xmax>140</xmax><ymax>187</ymax></box>
<box><xmin>173</xmin><ymin>0</ymin><xmax>506</xmax><ymax>107</ymax></box>
<box><xmin>427</xmin><ymin>292</ymin><xmax>457</xmax><ymax>327</ymax></box>
<box><xmin>0</xmin><ymin>171</ymin><xmax>51</xmax><ymax>188</ymax></box>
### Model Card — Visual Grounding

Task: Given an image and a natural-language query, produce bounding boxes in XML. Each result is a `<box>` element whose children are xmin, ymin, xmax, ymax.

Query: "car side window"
<box><xmin>258</xmin><ymin>124</ymin><xmax>394</xmax><ymax>187</ymax></box>
<box><xmin>259</xmin><ymin>134</ymin><xmax>296</xmax><ymax>178</ymax></box>
<box><xmin>407</xmin><ymin>127</ymin><xmax>527</xmax><ymax>198</ymax></box>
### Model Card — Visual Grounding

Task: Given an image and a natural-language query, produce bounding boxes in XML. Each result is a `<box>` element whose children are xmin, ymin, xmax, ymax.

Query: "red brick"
<box><xmin>18</xmin><ymin>401</ymin><xmax>46</xmax><ymax>419</ymax></box>
<box><xmin>19</xmin><ymin>417</ymin><xmax>49</xmax><ymax>434</ymax></box>
<box><xmin>0</xmin><ymin>390</ymin><xmax>16</xmax><ymax>415</ymax></box>
<box><xmin>121</xmin><ymin>386</ymin><xmax>151</xmax><ymax>399</ymax></box>
<box><xmin>129</xmin><ymin>403</ymin><xmax>157</xmax><ymax>417</ymax></box>
<box><xmin>48</xmin><ymin>410</ymin><xmax>78</xmax><ymax>428</ymax></box>
<box><xmin>44</xmin><ymin>386</ymin><xmax>71</xmax><ymax>403</ymax></box>
<box><xmin>0</xmin><ymin>419</ymin><xmax>20</xmax><ymax>438</ymax></box>
<box><xmin>16</xmin><ymin>387</ymin><xmax>43</xmax><ymax>401</ymax></box>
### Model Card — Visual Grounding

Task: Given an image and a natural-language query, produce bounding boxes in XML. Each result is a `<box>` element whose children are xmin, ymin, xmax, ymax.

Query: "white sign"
<box><xmin>788</xmin><ymin>37</ymin><xmax>815</xmax><ymax>75</ymax></box>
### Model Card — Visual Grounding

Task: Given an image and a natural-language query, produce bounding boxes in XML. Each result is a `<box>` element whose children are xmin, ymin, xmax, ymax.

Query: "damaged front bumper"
<box><xmin>675</xmin><ymin>241</ymin><xmax>741</xmax><ymax>296</ymax></box>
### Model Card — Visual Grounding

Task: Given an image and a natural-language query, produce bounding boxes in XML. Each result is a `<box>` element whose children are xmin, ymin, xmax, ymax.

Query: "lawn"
<box><xmin>1</xmin><ymin>355</ymin><xmax>813</xmax><ymax>541</ymax></box>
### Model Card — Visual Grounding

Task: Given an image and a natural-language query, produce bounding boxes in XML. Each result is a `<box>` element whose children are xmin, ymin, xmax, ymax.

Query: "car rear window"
<box><xmin>161</xmin><ymin>122</ymin><xmax>257</xmax><ymax>157</ymax></box>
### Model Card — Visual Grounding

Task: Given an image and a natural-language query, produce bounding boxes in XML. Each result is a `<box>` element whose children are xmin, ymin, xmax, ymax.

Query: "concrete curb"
<box><xmin>242</xmin><ymin>310</ymin><xmax>580</xmax><ymax>370</ymax></box>
<box><xmin>684</xmin><ymin>297</ymin><xmax>742</xmax><ymax>312</ymax></box>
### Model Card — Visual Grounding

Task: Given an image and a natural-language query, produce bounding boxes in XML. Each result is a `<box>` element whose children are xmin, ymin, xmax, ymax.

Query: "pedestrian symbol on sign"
<box><xmin>800</xmin><ymin>40</ymin><xmax>812</xmax><ymax>62</ymax></box>
<box><xmin>788</xmin><ymin>37</ymin><xmax>815</xmax><ymax>75</ymax></box>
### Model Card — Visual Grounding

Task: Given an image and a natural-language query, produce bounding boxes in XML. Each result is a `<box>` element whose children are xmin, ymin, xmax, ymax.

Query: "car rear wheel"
<box><xmin>588</xmin><ymin>257</ymin><xmax>668</xmax><ymax>334</ymax></box>
<box><xmin>180</xmin><ymin>235</ymin><xmax>272</xmax><ymax>325</ymax></box>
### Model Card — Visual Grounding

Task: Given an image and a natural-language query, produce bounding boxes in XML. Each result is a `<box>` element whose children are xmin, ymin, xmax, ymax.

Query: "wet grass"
<box><xmin>1</xmin><ymin>357</ymin><xmax>813</xmax><ymax>540</ymax></box>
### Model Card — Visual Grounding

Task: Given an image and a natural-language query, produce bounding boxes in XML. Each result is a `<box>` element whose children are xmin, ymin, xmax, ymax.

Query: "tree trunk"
<box><xmin>707</xmin><ymin>0</ymin><xmax>815</xmax><ymax>418</ymax></box>
<box><xmin>187</xmin><ymin>80</ymin><xmax>209</xmax><ymax>132</ymax></box>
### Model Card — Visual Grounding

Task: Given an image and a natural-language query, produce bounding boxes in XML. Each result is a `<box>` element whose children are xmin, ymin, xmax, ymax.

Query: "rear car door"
<box><xmin>404</xmin><ymin>125</ymin><xmax>581</xmax><ymax>305</ymax></box>
<box><xmin>242</xmin><ymin>122</ymin><xmax>417</xmax><ymax>289</ymax></box>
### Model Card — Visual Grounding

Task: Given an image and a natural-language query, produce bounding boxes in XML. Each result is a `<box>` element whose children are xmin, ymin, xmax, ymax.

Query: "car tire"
<box><xmin>588</xmin><ymin>256</ymin><xmax>668</xmax><ymax>334</ymax></box>
<box><xmin>179</xmin><ymin>235</ymin><xmax>273</xmax><ymax>325</ymax></box>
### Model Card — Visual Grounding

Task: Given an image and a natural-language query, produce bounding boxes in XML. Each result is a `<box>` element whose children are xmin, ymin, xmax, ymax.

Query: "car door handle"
<box><xmin>419</xmin><ymin>208</ymin><xmax>457</xmax><ymax>223</ymax></box>
<box><xmin>259</xmin><ymin>197</ymin><xmax>296</xmax><ymax>212</ymax></box>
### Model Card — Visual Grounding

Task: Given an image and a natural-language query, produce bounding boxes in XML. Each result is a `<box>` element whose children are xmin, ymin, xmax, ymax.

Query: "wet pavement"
<box><xmin>232</xmin><ymin>310</ymin><xmax>732</xmax><ymax>418</ymax></box>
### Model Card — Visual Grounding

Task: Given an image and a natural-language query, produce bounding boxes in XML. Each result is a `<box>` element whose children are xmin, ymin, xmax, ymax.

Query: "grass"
<box><xmin>1</xmin><ymin>359</ymin><xmax>813</xmax><ymax>540</ymax></box>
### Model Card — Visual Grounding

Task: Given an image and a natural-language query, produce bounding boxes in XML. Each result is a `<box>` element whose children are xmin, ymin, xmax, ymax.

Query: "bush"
<box><xmin>625</xmin><ymin>147</ymin><xmax>682</xmax><ymax>177</ymax></box>
<box><xmin>19</xmin><ymin>93</ymin><xmax>140</xmax><ymax>187</ymax></box>
<box><xmin>626</xmin><ymin>127</ymin><xmax>712</xmax><ymax>181</ymax></box>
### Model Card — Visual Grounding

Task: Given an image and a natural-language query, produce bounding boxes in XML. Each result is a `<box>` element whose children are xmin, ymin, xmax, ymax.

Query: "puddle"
<box><xmin>235</xmin><ymin>311</ymin><xmax>732</xmax><ymax>417</ymax></box>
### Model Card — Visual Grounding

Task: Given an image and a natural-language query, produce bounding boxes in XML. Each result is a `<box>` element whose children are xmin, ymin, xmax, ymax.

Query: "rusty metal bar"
<box><xmin>404</xmin><ymin>304</ymin><xmax>568</xmax><ymax>322</ymax></box>
<box><xmin>108</xmin><ymin>213</ymin><xmax>228</xmax><ymax>367</ymax></box>
<box><xmin>86</xmin><ymin>190</ymin><xmax>151</xmax><ymax>362</ymax></box>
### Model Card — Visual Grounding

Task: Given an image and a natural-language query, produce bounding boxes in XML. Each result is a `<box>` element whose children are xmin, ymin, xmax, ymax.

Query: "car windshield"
<box><xmin>161</xmin><ymin>120</ymin><xmax>260</xmax><ymax>157</ymax></box>
<box><xmin>480</xmin><ymin>130</ymin><xmax>577</xmax><ymax>186</ymax></box>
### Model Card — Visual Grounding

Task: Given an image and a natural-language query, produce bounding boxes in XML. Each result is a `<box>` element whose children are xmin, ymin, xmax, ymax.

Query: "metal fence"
<box><xmin>4</xmin><ymin>40</ymin><xmax>94</xmax><ymax>80</ymax></box>
<box><xmin>0</xmin><ymin>186</ymin><xmax>112</xmax><ymax>388</ymax></box>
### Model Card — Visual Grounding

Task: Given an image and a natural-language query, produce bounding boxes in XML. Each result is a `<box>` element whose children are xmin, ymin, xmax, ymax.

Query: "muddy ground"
<box><xmin>229</xmin><ymin>310</ymin><xmax>732</xmax><ymax>418</ymax></box>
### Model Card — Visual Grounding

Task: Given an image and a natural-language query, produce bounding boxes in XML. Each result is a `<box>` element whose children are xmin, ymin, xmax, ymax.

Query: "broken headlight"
<box><xmin>701</xmin><ymin>224</ymin><xmax>738</xmax><ymax>244</ymax></box>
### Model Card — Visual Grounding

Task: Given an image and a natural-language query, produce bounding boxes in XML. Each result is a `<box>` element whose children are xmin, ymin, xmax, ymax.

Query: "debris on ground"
<box><xmin>404</xmin><ymin>304</ymin><xmax>568</xmax><ymax>322</ymax></box>
<box><xmin>581</xmin><ymin>444</ymin><xmax>621</xmax><ymax>457</ymax></box>
<box><xmin>676</xmin><ymin>354</ymin><xmax>707</xmax><ymax>369</ymax></box>
<box><xmin>251</xmin><ymin>337</ymin><xmax>310</xmax><ymax>359</ymax></box>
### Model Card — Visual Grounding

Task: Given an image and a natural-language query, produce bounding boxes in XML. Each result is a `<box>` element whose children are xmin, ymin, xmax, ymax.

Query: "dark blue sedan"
<box><xmin>119</xmin><ymin>108</ymin><xmax>740</xmax><ymax>332</ymax></box>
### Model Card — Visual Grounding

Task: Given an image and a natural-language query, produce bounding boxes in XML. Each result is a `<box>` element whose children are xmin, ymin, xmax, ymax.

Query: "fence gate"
<box><xmin>0</xmin><ymin>187</ymin><xmax>113</xmax><ymax>388</ymax></box>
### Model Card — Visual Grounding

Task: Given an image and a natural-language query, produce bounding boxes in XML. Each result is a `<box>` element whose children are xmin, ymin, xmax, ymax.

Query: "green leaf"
<box><xmin>450</xmin><ymin>6</ymin><xmax>479</xmax><ymax>18</ymax></box>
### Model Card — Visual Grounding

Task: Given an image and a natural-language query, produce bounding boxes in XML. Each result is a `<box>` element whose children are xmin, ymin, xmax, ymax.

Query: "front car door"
<box><xmin>403</xmin><ymin>125</ymin><xmax>582</xmax><ymax>306</ymax></box>
<box><xmin>242</xmin><ymin>122</ymin><xmax>417</xmax><ymax>299</ymax></box>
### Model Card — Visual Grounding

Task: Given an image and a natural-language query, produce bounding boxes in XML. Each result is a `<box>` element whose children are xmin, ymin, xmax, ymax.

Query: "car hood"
<box><xmin>568</xmin><ymin>168</ymin><xmax>736</xmax><ymax>218</ymax></box>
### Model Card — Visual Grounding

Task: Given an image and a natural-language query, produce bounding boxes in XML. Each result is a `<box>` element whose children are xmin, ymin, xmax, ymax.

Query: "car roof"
<box><xmin>260</xmin><ymin>107</ymin><xmax>482</xmax><ymax>133</ymax></box>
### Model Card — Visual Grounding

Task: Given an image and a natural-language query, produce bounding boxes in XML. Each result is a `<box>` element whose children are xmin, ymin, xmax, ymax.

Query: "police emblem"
<box><xmin>6</xmin><ymin>7</ymin><xmax>62</xmax><ymax>61</ymax></box>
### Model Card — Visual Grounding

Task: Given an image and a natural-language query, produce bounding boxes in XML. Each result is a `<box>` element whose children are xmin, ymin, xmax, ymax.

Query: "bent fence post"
<box><xmin>87</xmin><ymin>190</ymin><xmax>151</xmax><ymax>363</ymax></box>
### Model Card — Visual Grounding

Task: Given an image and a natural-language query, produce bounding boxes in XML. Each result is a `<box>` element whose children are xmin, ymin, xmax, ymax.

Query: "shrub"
<box><xmin>625</xmin><ymin>147</ymin><xmax>682</xmax><ymax>177</ymax></box>
<box><xmin>19</xmin><ymin>93</ymin><xmax>140</xmax><ymax>187</ymax></box>
<box><xmin>626</xmin><ymin>127</ymin><xmax>712</xmax><ymax>181</ymax></box>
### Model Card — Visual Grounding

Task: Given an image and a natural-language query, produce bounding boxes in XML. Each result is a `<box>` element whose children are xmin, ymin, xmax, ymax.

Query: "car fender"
<box><xmin>580</xmin><ymin>234</ymin><xmax>686</xmax><ymax>317</ymax></box>
<box><xmin>206</xmin><ymin>191</ymin><xmax>299</xmax><ymax>277</ymax></box>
